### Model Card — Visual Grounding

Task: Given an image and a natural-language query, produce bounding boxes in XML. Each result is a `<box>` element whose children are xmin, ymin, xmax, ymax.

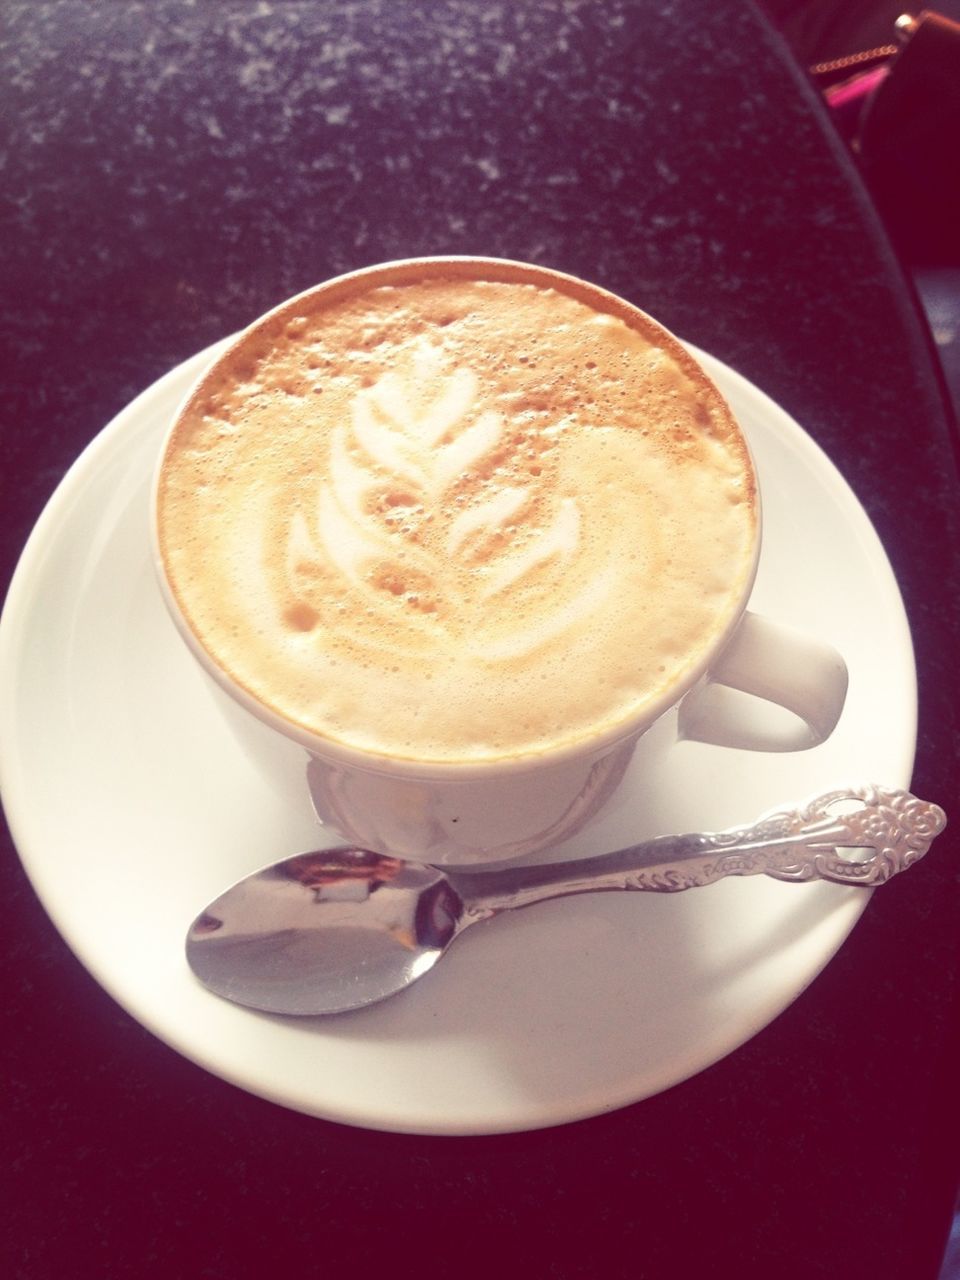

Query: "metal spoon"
<box><xmin>186</xmin><ymin>784</ymin><xmax>944</xmax><ymax>1017</ymax></box>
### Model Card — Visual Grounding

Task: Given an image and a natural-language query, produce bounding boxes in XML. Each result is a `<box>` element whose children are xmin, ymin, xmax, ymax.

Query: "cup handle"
<box><xmin>676</xmin><ymin>611</ymin><xmax>848</xmax><ymax>751</ymax></box>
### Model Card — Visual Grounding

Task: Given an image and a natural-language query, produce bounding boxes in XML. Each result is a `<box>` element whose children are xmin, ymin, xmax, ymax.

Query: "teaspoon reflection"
<box><xmin>186</xmin><ymin>784</ymin><xmax>945</xmax><ymax>1017</ymax></box>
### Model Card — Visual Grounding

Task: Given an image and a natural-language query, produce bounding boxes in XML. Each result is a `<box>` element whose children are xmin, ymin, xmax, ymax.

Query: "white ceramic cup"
<box><xmin>152</xmin><ymin>258</ymin><xmax>848</xmax><ymax>866</ymax></box>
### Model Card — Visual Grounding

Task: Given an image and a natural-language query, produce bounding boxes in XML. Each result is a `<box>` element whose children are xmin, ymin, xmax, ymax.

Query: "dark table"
<box><xmin>3</xmin><ymin>3</ymin><xmax>959</xmax><ymax>1277</ymax></box>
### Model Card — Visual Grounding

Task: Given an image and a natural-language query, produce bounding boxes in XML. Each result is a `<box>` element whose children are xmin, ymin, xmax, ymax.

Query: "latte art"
<box><xmin>286</xmin><ymin>343</ymin><xmax>610</xmax><ymax>663</ymax></box>
<box><xmin>156</xmin><ymin>263</ymin><xmax>758</xmax><ymax>764</ymax></box>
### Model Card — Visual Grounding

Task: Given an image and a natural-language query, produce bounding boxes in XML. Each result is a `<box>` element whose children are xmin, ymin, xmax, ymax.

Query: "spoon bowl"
<box><xmin>189</xmin><ymin>852</ymin><xmax>464</xmax><ymax>1015</ymax></box>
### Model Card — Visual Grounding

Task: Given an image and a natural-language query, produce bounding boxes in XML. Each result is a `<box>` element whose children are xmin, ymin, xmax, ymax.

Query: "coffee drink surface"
<box><xmin>156</xmin><ymin>262</ymin><xmax>758</xmax><ymax>765</ymax></box>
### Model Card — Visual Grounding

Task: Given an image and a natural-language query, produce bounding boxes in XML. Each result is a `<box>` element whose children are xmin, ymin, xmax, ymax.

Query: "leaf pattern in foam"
<box><xmin>405</xmin><ymin>364</ymin><xmax>479</xmax><ymax>447</ymax></box>
<box><xmin>472</xmin><ymin>566</ymin><xmax>619</xmax><ymax>660</ymax></box>
<box><xmin>446</xmin><ymin>486</ymin><xmax>528</xmax><ymax>556</ymax></box>
<box><xmin>480</xmin><ymin>499</ymin><xmax>580</xmax><ymax>598</ymax></box>
<box><xmin>282</xmin><ymin>353</ymin><xmax>601</xmax><ymax>653</ymax></box>
<box><xmin>311</xmin><ymin>423</ymin><xmax>424</xmax><ymax>587</ymax></box>
<box><xmin>351</xmin><ymin>386</ymin><xmax>426</xmax><ymax>489</ymax></box>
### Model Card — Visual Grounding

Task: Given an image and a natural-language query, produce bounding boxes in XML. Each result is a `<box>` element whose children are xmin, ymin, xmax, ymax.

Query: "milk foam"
<box><xmin>157</xmin><ymin>268</ymin><xmax>757</xmax><ymax>763</ymax></box>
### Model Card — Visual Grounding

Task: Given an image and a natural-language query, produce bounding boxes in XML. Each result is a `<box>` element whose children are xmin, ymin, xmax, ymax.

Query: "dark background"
<box><xmin>2</xmin><ymin>3</ymin><xmax>959</xmax><ymax>1277</ymax></box>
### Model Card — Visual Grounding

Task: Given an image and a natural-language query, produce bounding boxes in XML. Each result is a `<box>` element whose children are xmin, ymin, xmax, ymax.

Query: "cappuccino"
<box><xmin>156</xmin><ymin>260</ymin><xmax>757</xmax><ymax>765</ymax></box>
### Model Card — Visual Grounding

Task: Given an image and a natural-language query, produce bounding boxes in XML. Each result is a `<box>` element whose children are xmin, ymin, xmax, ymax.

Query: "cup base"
<box><xmin>305</xmin><ymin>741</ymin><xmax>638</xmax><ymax>867</ymax></box>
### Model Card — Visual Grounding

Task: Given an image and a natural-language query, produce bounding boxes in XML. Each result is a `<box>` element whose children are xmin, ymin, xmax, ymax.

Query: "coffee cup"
<box><xmin>152</xmin><ymin>257</ymin><xmax>847</xmax><ymax>865</ymax></box>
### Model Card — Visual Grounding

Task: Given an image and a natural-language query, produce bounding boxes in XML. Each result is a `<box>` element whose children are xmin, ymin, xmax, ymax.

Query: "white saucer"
<box><xmin>0</xmin><ymin>341</ymin><xmax>916</xmax><ymax>1135</ymax></box>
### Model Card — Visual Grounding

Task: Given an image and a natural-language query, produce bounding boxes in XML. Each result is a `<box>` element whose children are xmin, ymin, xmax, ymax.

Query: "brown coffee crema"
<box><xmin>156</xmin><ymin>261</ymin><xmax>758</xmax><ymax>764</ymax></box>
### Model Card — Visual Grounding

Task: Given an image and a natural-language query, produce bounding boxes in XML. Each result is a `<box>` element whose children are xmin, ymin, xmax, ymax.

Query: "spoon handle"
<box><xmin>453</xmin><ymin>785</ymin><xmax>946</xmax><ymax>918</ymax></box>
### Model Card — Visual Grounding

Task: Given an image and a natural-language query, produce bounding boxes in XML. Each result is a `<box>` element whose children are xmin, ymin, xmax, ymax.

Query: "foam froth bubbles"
<box><xmin>156</xmin><ymin>262</ymin><xmax>758</xmax><ymax>764</ymax></box>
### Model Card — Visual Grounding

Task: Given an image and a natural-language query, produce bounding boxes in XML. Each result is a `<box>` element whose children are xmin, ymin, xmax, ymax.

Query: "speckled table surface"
<box><xmin>2</xmin><ymin>3</ymin><xmax>959</xmax><ymax>1278</ymax></box>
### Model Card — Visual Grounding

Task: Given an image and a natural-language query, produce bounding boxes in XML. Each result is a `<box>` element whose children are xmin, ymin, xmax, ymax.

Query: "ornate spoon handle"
<box><xmin>454</xmin><ymin>786</ymin><xmax>947</xmax><ymax>917</ymax></box>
